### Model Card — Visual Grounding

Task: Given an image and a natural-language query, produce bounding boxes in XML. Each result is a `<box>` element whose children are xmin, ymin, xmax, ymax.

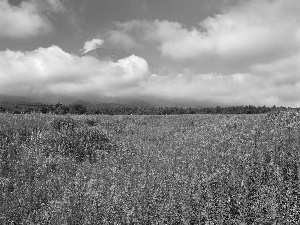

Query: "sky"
<box><xmin>0</xmin><ymin>0</ymin><xmax>300</xmax><ymax>107</ymax></box>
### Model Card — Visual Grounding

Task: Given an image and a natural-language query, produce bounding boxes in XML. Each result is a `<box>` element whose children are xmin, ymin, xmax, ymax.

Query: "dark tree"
<box><xmin>69</xmin><ymin>104</ymin><xmax>87</xmax><ymax>114</ymax></box>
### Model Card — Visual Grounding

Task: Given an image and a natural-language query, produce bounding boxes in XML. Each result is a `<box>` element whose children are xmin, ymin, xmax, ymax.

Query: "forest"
<box><xmin>0</xmin><ymin>102</ymin><xmax>295</xmax><ymax>115</ymax></box>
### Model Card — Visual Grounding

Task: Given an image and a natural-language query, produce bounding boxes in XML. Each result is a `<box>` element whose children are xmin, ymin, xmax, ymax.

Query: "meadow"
<box><xmin>0</xmin><ymin>111</ymin><xmax>300</xmax><ymax>224</ymax></box>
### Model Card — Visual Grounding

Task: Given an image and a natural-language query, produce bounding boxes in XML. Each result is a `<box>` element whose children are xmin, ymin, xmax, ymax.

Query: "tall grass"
<box><xmin>1</xmin><ymin>112</ymin><xmax>300</xmax><ymax>224</ymax></box>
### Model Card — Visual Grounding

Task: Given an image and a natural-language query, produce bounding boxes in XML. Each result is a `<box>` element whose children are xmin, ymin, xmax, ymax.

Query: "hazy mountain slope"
<box><xmin>81</xmin><ymin>48</ymin><xmax>131</xmax><ymax>62</ymax></box>
<box><xmin>81</xmin><ymin>47</ymin><xmax>162</xmax><ymax>75</ymax></box>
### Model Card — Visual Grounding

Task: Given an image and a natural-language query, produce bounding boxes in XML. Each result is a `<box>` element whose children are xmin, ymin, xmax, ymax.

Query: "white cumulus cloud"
<box><xmin>109</xmin><ymin>0</ymin><xmax>300</xmax><ymax>63</ymax></box>
<box><xmin>0</xmin><ymin>0</ymin><xmax>52</xmax><ymax>38</ymax></box>
<box><xmin>82</xmin><ymin>38</ymin><xmax>104</xmax><ymax>54</ymax></box>
<box><xmin>1</xmin><ymin>45</ymin><xmax>300</xmax><ymax>107</ymax></box>
<box><xmin>0</xmin><ymin>46</ymin><xmax>150</xmax><ymax>100</ymax></box>
<box><xmin>106</xmin><ymin>30</ymin><xmax>140</xmax><ymax>49</ymax></box>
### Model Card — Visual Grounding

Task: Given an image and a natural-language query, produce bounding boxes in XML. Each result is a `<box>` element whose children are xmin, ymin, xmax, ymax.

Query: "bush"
<box><xmin>46</xmin><ymin>117</ymin><xmax>114</xmax><ymax>163</ymax></box>
<box><xmin>69</xmin><ymin>104</ymin><xmax>87</xmax><ymax>114</ymax></box>
<box><xmin>49</xmin><ymin>117</ymin><xmax>81</xmax><ymax>133</ymax></box>
<box><xmin>60</xmin><ymin>127</ymin><xmax>111</xmax><ymax>163</ymax></box>
<box><xmin>84</xmin><ymin>118</ymin><xmax>97</xmax><ymax>126</ymax></box>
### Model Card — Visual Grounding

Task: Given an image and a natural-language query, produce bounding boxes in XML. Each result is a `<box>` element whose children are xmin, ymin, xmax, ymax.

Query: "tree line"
<box><xmin>0</xmin><ymin>102</ymin><xmax>297</xmax><ymax>115</ymax></box>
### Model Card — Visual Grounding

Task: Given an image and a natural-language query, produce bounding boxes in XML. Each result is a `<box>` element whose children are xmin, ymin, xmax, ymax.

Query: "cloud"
<box><xmin>1</xmin><ymin>45</ymin><xmax>300</xmax><ymax>107</ymax></box>
<box><xmin>45</xmin><ymin>0</ymin><xmax>66</xmax><ymax>13</ymax></box>
<box><xmin>0</xmin><ymin>46</ymin><xmax>150</xmax><ymax>100</ymax></box>
<box><xmin>82</xmin><ymin>38</ymin><xmax>104</xmax><ymax>53</ymax></box>
<box><xmin>2</xmin><ymin>0</ymin><xmax>300</xmax><ymax>106</ymax></box>
<box><xmin>252</xmin><ymin>52</ymin><xmax>300</xmax><ymax>88</ymax></box>
<box><xmin>35</xmin><ymin>0</ymin><xmax>66</xmax><ymax>15</ymax></box>
<box><xmin>108</xmin><ymin>0</ymin><xmax>300</xmax><ymax>62</ymax></box>
<box><xmin>0</xmin><ymin>0</ymin><xmax>68</xmax><ymax>38</ymax></box>
<box><xmin>0</xmin><ymin>0</ymin><xmax>52</xmax><ymax>38</ymax></box>
<box><xmin>106</xmin><ymin>30</ymin><xmax>140</xmax><ymax>49</ymax></box>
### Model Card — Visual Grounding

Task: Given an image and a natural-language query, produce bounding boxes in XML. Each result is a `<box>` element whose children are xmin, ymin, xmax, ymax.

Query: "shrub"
<box><xmin>49</xmin><ymin>117</ymin><xmax>81</xmax><ymax>133</ymax></box>
<box><xmin>46</xmin><ymin>117</ymin><xmax>114</xmax><ymax>163</ymax></box>
<box><xmin>61</xmin><ymin>127</ymin><xmax>112</xmax><ymax>163</ymax></box>
<box><xmin>84</xmin><ymin>118</ymin><xmax>97</xmax><ymax>126</ymax></box>
<box><xmin>69</xmin><ymin>104</ymin><xmax>87</xmax><ymax>114</ymax></box>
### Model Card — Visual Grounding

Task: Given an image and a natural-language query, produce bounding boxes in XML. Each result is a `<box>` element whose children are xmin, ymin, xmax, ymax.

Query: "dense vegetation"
<box><xmin>1</xmin><ymin>111</ymin><xmax>300</xmax><ymax>223</ymax></box>
<box><xmin>0</xmin><ymin>101</ymin><xmax>296</xmax><ymax>115</ymax></box>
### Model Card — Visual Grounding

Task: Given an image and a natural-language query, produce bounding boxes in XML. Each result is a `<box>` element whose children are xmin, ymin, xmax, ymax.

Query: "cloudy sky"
<box><xmin>1</xmin><ymin>0</ymin><xmax>300</xmax><ymax>107</ymax></box>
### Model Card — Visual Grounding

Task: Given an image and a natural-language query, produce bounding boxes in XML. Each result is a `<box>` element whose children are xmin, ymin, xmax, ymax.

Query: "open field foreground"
<box><xmin>1</xmin><ymin>111</ymin><xmax>300</xmax><ymax>224</ymax></box>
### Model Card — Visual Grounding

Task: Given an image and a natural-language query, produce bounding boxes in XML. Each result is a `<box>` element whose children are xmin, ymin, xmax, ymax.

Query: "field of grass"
<box><xmin>1</xmin><ymin>111</ymin><xmax>300</xmax><ymax>224</ymax></box>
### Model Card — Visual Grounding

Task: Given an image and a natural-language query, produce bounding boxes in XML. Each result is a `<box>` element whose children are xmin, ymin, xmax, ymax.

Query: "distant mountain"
<box><xmin>81</xmin><ymin>48</ymin><xmax>131</xmax><ymax>62</ymax></box>
<box><xmin>80</xmin><ymin>99</ymin><xmax>153</xmax><ymax>109</ymax></box>
<box><xmin>68</xmin><ymin>100</ymin><xmax>91</xmax><ymax>107</ymax></box>
<box><xmin>0</xmin><ymin>95</ymin><xmax>44</xmax><ymax>106</ymax></box>
<box><xmin>0</xmin><ymin>95</ymin><xmax>31</xmax><ymax>104</ymax></box>
<box><xmin>68</xmin><ymin>100</ymin><xmax>137</xmax><ymax>109</ymax></box>
<box><xmin>121</xmin><ymin>99</ymin><xmax>154</xmax><ymax>108</ymax></box>
<box><xmin>0</xmin><ymin>94</ymin><xmax>154</xmax><ymax>109</ymax></box>
<box><xmin>62</xmin><ymin>96</ymin><xmax>154</xmax><ymax>109</ymax></box>
<box><xmin>81</xmin><ymin>47</ymin><xmax>161</xmax><ymax>75</ymax></box>
<box><xmin>93</xmin><ymin>102</ymin><xmax>127</xmax><ymax>109</ymax></box>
